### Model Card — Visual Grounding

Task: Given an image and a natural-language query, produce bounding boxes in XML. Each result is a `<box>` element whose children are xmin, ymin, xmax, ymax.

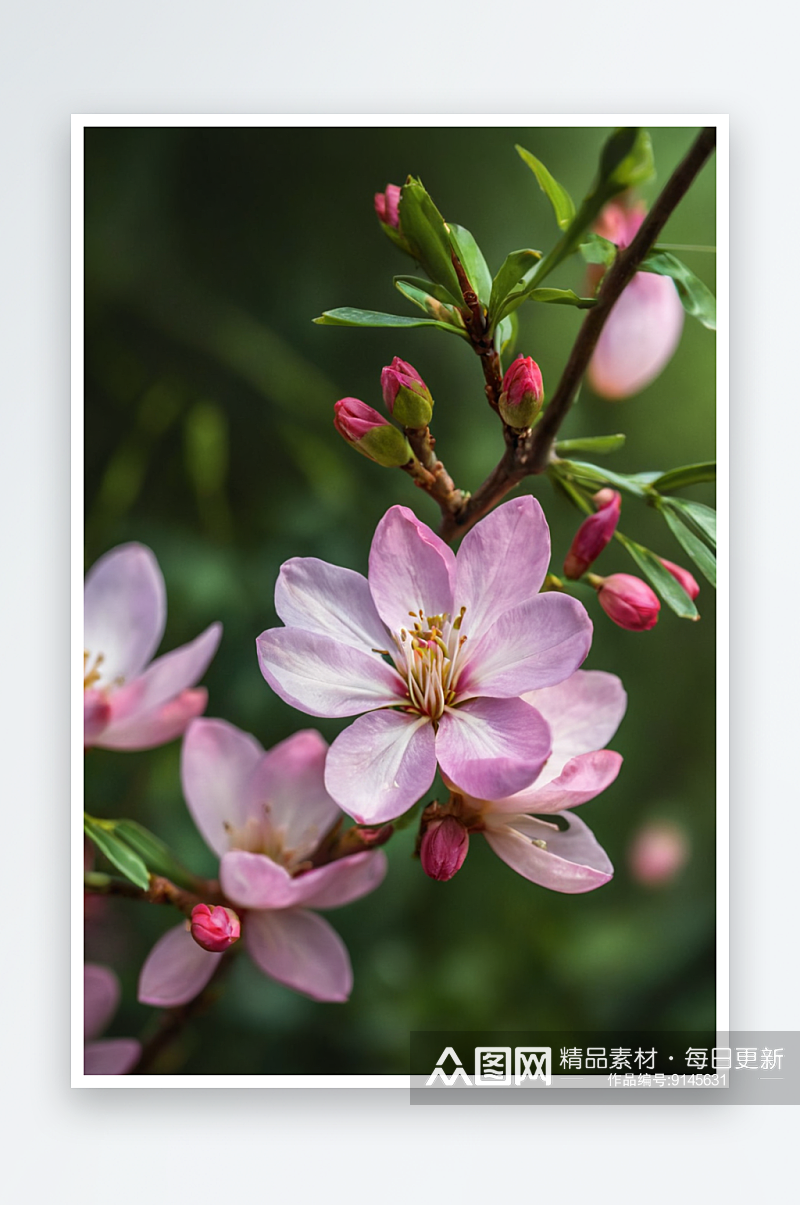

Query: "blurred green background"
<box><xmin>84</xmin><ymin>125</ymin><xmax>716</xmax><ymax>1074</ymax></box>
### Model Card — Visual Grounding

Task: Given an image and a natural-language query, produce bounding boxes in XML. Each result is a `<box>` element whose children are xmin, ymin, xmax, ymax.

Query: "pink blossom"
<box><xmin>444</xmin><ymin>671</ymin><xmax>625</xmax><ymax>892</ymax></box>
<box><xmin>563</xmin><ymin>490</ymin><xmax>622</xmax><ymax>579</ymax></box>
<box><xmin>190</xmin><ymin>903</ymin><xmax>241</xmax><ymax>952</ymax></box>
<box><xmin>257</xmin><ymin>498</ymin><xmax>593</xmax><ymax>825</ymax></box>
<box><xmin>660</xmin><ymin>557</ymin><xmax>700</xmax><ymax>601</ymax></box>
<box><xmin>596</xmin><ymin>573</ymin><xmax>660</xmax><ymax>631</ymax></box>
<box><xmin>587</xmin><ymin>200</ymin><xmax>684</xmax><ymax>399</ymax></box>
<box><xmin>628</xmin><ymin>820</ymin><xmax>689</xmax><ymax>885</ymax></box>
<box><xmin>84</xmin><ymin>543</ymin><xmax>221</xmax><ymax>750</ymax></box>
<box><xmin>84</xmin><ymin>964</ymin><xmax>141</xmax><ymax>1075</ymax></box>
<box><xmin>138</xmin><ymin>720</ymin><xmax>387</xmax><ymax>1006</ymax></box>
<box><xmin>374</xmin><ymin>183</ymin><xmax>401</xmax><ymax>228</ymax></box>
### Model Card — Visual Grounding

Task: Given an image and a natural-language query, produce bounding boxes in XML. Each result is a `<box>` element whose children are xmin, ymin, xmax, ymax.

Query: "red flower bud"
<box><xmin>563</xmin><ymin>490</ymin><xmax>621</xmax><ymax>579</ymax></box>
<box><xmin>333</xmin><ymin>398</ymin><xmax>413</xmax><ymax>468</ymax></box>
<box><xmin>374</xmin><ymin>184</ymin><xmax>401</xmax><ymax>229</ymax></box>
<box><xmin>498</xmin><ymin>356</ymin><xmax>544</xmax><ymax>428</ymax></box>
<box><xmin>380</xmin><ymin>357</ymin><xmax>433</xmax><ymax>427</ymax></box>
<box><xmin>660</xmin><ymin>558</ymin><xmax>700</xmax><ymax>601</ymax></box>
<box><xmin>190</xmin><ymin>904</ymin><xmax>240</xmax><ymax>953</ymax></box>
<box><xmin>420</xmin><ymin>816</ymin><xmax>469</xmax><ymax>882</ymax></box>
<box><xmin>596</xmin><ymin>573</ymin><xmax>660</xmax><ymax>632</ymax></box>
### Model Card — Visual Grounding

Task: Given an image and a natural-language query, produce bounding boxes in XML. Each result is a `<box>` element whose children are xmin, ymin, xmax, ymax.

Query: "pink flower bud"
<box><xmin>420</xmin><ymin>816</ymin><xmax>469</xmax><ymax>882</ymax></box>
<box><xmin>333</xmin><ymin>398</ymin><xmax>413</xmax><ymax>468</ymax></box>
<box><xmin>660</xmin><ymin>557</ymin><xmax>700</xmax><ymax>601</ymax></box>
<box><xmin>596</xmin><ymin>573</ymin><xmax>660</xmax><ymax>631</ymax></box>
<box><xmin>563</xmin><ymin>490</ymin><xmax>621</xmax><ymax>579</ymax></box>
<box><xmin>380</xmin><ymin>357</ymin><xmax>434</xmax><ymax>427</ymax></box>
<box><xmin>628</xmin><ymin>821</ymin><xmax>689</xmax><ymax>886</ymax></box>
<box><xmin>499</xmin><ymin>356</ymin><xmax>545</xmax><ymax>428</ymax></box>
<box><xmin>374</xmin><ymin>184</ymin><xmax>401</xmax><ymax>229</ymax></box>
<box><xmin>190</xmin><ymin>903</ymin><xmax>240</xmax><ymax>953</ymax></box>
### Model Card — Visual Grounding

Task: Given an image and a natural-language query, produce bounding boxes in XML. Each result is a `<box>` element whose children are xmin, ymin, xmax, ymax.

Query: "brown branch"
<box><xmin>437</xmin><ymin>126</ymin><xmax>717</xmax><ymax>544</ymax></box>
<box><xmin>401</xmin><ymin>429</ymin><xmax>466</xmax><ymax>519</ymax></box>
<box><xmin>84</xmin><ymin>871</ymin><xmax>222</xmax><ymax>916</ymax></box>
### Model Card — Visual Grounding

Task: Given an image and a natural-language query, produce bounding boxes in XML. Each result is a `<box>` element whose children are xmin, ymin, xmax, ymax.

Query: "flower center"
<box><xmin>83</xmin><ymin>650</ymin><xmax>105</xmax><ymax>691</ymax></box>
<box><xmin>223</xmin><ymin>807</ymin><xmax>320</xmax><ymax>872</ymax></box>
<box><xmin>392</xmin><ymin>607</ymin><xmax>468</xmax><ymax>722</ymax></box>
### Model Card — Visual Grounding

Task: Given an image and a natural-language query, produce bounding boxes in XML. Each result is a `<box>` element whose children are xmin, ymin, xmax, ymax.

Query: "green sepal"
<box><xmin>555</xmin><ymin>434</ymin><xmax>626</xmax><ymax>456</ymax></box>
<box><xmin>614</xmin><ymin>533</ymin><xmax>699</xmax><ymax>620</ymax></box>
<box><xmin>515</xmin><ymin>145</ymin><xmax>576</xmax><ymax>230</ymax></box>
<box><xmin>447</xmin><ymin>223</ymin><xmax>492</xmax><ymax>307</ymax></box>
<box><xmin>650</xmin><ymin>462</ymin><xmax>716</xmax><ymax>492</ymax></box>
<box><xmin>84</xmin><ymin>814</ymin><xmax>151</xmax><ymax>890</ymax></box>
<box><xmin>639</xmin><ymin>251</ymin><xmax>716</xmax><ymax>329</ymax></box>
<box><xmin>355</xmin><ymin>424</ymin><xmax>414</xmax><ymax>468</ymax></box>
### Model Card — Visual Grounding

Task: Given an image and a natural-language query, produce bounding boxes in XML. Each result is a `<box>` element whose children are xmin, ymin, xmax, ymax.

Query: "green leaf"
<box><xmin>497</xmin><ymin>286</ymin><xmax>595</xmax><ymax>324</ymax></box>
<box><xmin>113</xmin><ymin>820</ymin><xmax>199</xmax><ymax>889</ymax></box>
<box><xmin>84</xmin><ymin>815</ymin><xmax>151</xmax><ymax>890</ymax></box>
<box><xmin>555</xmin><ymin>434</ymin><xmax>626</xmax><ymax>456</ymax></box>
<box><xmin>314</xmin><ymin>307</ymin><xmax>466</xmax><ymax>337</ymax></box>
<box><xmin>393</xmin><ymin>275</ymin><xmax>460</xmax><ymax>306</ymax></box>
<box><xmin>598</xmin><ymin>127</ymin><xmax>655</xmax><ymax>192</ymax></box>
<box><xmin>639</xmin><ymin>251</ymin><xmax>716</xmax><ymax>329</ymax></box>
<box><xmin>495</xmin><ymin>309</ymin><xmax>518</xmax><ymax>358</ymax></box>
<box><xmin>447</xmin><ymin>223</ymin><xmax>492</xmax><ymax>307</ymax></box>
<box><xmin>515</xmin><ymin>146</ymin><xmax>576</xmax><ymax>230</ymax></box>
<box><xmin>662</xmin><ymin>497</ymin><xmax>716</xmax><ymax>549</ymax></box>
<box><xmin>660</xmin><ymin>505</ymin><xmax>717</xmax><ymax>587</ymax></box>
<box><xmin>555</xmin><ymin>458</ymin><xmax>648</xmax><ymax>498</ymax></box>
<box><xmin>651</xmin><ymin>462</ymin><xmax>716</xmax><ymax>492</ymax></box>
<box><xmin>397</xmin><ymin>178</ymin><xmax>463</xmax><ymax>302</ymax></box>
<box><xmin>393</xmin><ymin>279</ymin><xmax>465</xmax><ymax>328</ymax></box>
<box><xmin>489</xmin><ymin>249</ymin><xmax>543</xmax><ymax>323</ymax></box>
<box><xmin>615</xmin><ymin>533</ymin><xmax>699</xmax><ymax>620</ymax></box>
<box><xmin>579</xmin><ymin>233</ymin><xmax>617</xmax><ymax>266</ymax></box>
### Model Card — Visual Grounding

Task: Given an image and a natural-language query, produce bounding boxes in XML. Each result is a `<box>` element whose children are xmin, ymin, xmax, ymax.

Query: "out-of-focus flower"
<box><xmin>257</xmin><ymin>498</ymin><xmax>593</xmax><ymax>825</ymax></box>
<box><xmin>587</xmin><ymin>199</ymin><xmax>684</xmax><ymax>399</ymax></box>
<box><xmin>564</xmin><ymin>490</ymin><xmax>621</xmax><ymax>579</ymax></box>
<box><xmin>660</xmin><ymin>558</ymin><xmax>700</xmax><ymax>601</ymax></box>
<box><xmin>84</xmin><ymin>964</ymin><xmax>141</xmax><ymax>1075</ymax></box>
<box><xmin>441</xmin><ymin>670</ymin><xmax>625</xmax><ymax>891</ymax></box>
<box><xmin>380</xmin><ymin>357</ymin><xmax>434</xmax><ymax>428</ymax></box>
<box><xmin>84</xmin><ymin>544</ymin><xmax>221</xmax><ymax>750</ymax></box>
<box><xmin>628</xmin><ymin>819</ymin><xmax>690</xmax><ymax>885</ymax></box>
<box><xmin>374</xmin><ymin>183</ymin><xmax>401</xmax><ymax>229</ymax></box>
<box><xmin>420</xmin><ymin>815</ymin><xmax>470</xmax><ymax>882</ymax></box>
<box><xmin>333</xmin><ymin>398</ymin><xmax>413</xmax><ymax>467</ymax></box>
<box><xmin>595</xmin><ymin>573</ymin><xmax>660</xmax><ymax>631</ymax></box>
<box><xmin>190</xmin><ymin>903</ymin><xmax>241</xmax><ymax>952</ymax></box>
<box><xmin>138</xmin><ymin>721</ymin><xmax>387</xmax><ymax>1007</ymax></box>
<box><xmin>498</xmin><ymin>356</ymin><xmax>544</xmax><ymax>429</ymax></box>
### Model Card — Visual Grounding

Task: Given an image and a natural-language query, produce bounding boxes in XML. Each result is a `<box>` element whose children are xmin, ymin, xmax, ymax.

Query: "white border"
<box><xmin>73</xmin><ymin>113</ymin><xmax>727</xmax><ymax>1087</ymax></box>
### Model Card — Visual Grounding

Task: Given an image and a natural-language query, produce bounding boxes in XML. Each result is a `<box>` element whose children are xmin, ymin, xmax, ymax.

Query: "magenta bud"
<box><xmin>498</xmin><ymin>356</ymin><xmax>545</xmax><ymax>428</ymax></box>
<box><xmin>374</xmin><ymin>184</ymin><xmax>401</xmax><ymax>229</ymax></box>
<box><xmin>380</xmin><ymin>357</ymin><xmax>434</xmax><ymax>427</ymax></box>
<box><xmin>190</xmin><ymin>903</ymin><xmax>240</xmax><ymax>953</ymax></box>
<box><xmin>420</xmin><ymin>816</ymin><xmax>469</xmax><ymax>882</ymax></box>
<box><xmin>333</xmin><ymin>398</ymin><xmax>413</xmax><ymax>468</ymax></box>
<box><xmin>660</xmin><ymin>557</ymin><xmax>700</xmax><ymax>601</ymax></box>
<box><xmin>563</xmin><ymin>490</ymin><xmax>621</xmax><ymax>579</ymax></box>
<box><xmin>595</xmin><ymin>573</ymin><xmax>660</xmax><ymax>632</ymax></box>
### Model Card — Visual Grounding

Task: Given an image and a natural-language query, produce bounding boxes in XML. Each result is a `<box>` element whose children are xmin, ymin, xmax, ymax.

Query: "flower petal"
<box><xmin>245</xmin><ymin>908</ymin><xmax>352</xmax><ymax>1002</ymax></box>
<box><xmin>257</xmin><ymin>627</ymin><xmax>403</xmax><ymax>718</ymax></box>
<box><xmin>436</xmin><ymin>697</ymin><xmax>551</xmax><ymax>800</ymax></box>
<box><xmin>588</xmin><ymin>272</ymin><xmax>684</xmax><ymax>399</ymax></box>
<box><xmin>243</xmin><ymin>729</ymin><xmax>339</xmax><ymax>862</ymax></box>
<box><xmin>368</xmin><ymin>505</ymin><xmax>455</xmax><ymax>633</ymax></box>
<box><xmin>104</xmin><ymin>622</ymin><xmax>221</xmax><ymax>729</ymax></box>
<box><xmin>484</xmin><ymin>811</ymin><xmax>613</xmax><ymax>892</ymax></box>
<box><xmin>84</xmin><ymin>543</ymin><xmax>166</xmax><ymax>686</ymax></box>
<box><xmin>459</xmin><ymin>594</ymin><xmax>592</xmax><ymax>697</ymax></box>
<box><xmin>84</xmin><ymin>1039</ymin><xmax>141</xmax><ymax>1075</ymax></box>
<box><xmin>325</xmin><ymin>710</ymin><xmax>436</xmax><ymax>824</ymax></box>
<box><xmin>275</xmin><ymin>557</ymin><xmax>389</xmax><ymax>652</ymax></box>
<box><xmin>219</xmin><ymin>850</ymin><xmax>295</xmax><ymax>909</ymax></box>
<box><xmin>138</xmin><ymin>923</ymin><xmax>222</xmax><ymax>1007</ymax></box>
<box><xmin>83</xmin><ymin>690</ymin><xmax>111</xmax><ymax>747</ymax></box>
<box><xmin>487</xmin><ymin>750</ymin><xmax>623</xmax><ymax>814</ymax></box>
<box><xmin>455</xmin><ymin>496</ymin><xmax>551</xmax><ymax>638</ymax></box>
<box><xmin>181</xmin><ymin>718</ymin><xmax>265</xmax><ymax>858</ymax></box>
<box><xmin>94</xmin><ymin>687</ymin><xmax>208</xmax><ymax>751</ymax></box>
<box><xmin>523</xmin><ymin>670</ymin><xmax>627</xmax><ymax>773</ymax></box>
<box><xmin>84</xmin><ymin>964</ymin><xmax>119</xmax><ymax>1040</ymax></box>
<box><xmin>283</xmin><ymin>850</ymin><xmax>388</xmax><ymax>910</ymax></box>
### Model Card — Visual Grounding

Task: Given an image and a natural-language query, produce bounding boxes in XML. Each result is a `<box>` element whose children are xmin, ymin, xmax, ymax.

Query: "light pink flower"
<box><xmin>84</xmin><ymin>964</ymin><xmax>141</xmax><ymax>1075</ymax></box>
<box><xmin>138</xmin><ymin>720</ymin><xmax>387</xmax><ymax>1006</ymax></box>
<box><xmin>587</xmin><ymin>200</ymin><xmax>684</xmax><ymax>399</ymax></box>
<box><xmin>446</xmin><ymin>670</ymin><xmax>625</xmax><ymax>892</ymax></box>
<box><xmin>257</xmin><ymin>498</ymin><xmax>593</xmax><ymax>825</ymax></box>
<box><xmin>84</xmin><ymin>543</ymin><xmax>221</xmax><ymax>750</ymax></box>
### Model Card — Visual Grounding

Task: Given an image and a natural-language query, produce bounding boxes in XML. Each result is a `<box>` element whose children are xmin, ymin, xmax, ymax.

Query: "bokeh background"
<box><xmin>83</xmin><ymin>124</ymin><xmax>716</xmax><ymax>1074</ymax></box>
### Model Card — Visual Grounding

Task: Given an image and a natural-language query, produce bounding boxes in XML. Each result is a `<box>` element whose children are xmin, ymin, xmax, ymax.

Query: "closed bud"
<box><xmin>595</xmin><ymin>573</ymin><xmax>660</xmax><ymax>632</ymax></box>
<box><xmin>498</xmin><ymin>356</ymin><xmax>544</xmax><ymax>428</ymax></box>
<box><xmin>333</xmin><ymin>398</ymin><xmax>413</xmax><ymax>468</ymax></box>
<box><xmin>563</xmin><ymin>490</ymin><xmax>621</xmax><ymax>579</ymax></box>
<box><xmin>660</xmin><ymin>557</ymin><xmax>700</xmax><ymax>601</ymax></box>
<box><xmin>420</xmin><ymin>816</ymin><xmax>469</xmax><ymax>882</ymax></box>
<box><xmin>380</xmin><ymin>357</ymin><xmax>434</xmax><ymax>427</ymax></box>
<box><xmin>374</xmin><ymin>183</ymin><xmax>401</xmax><ymax>230</ymax></box>
<box><xmin>190</xmin><ymin>903</ymin><xmax>240</xmax><ymax>953</ymax></box>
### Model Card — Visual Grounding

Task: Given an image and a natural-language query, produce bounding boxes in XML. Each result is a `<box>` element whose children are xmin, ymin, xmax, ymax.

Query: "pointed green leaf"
<box><xmin>579</xmin><ymin>233</ymin><xmax>617</xmax><ymax>266</ymax></box>
<box><xmin>393</xmin><ymin>279</ymin><xmax>465</xmax><ymax>328</ymax></box>
<box><xmin>515</xmin><ymin>146</ymin><xmax>576</xmax><ymax>230</ymax></box>
<box><xmin>393</xmin><ymin>275</ymin><xmax>460</xmax><ymax>306</ymax></box>
<box><xmin>599</xmin><ymin>127</ymin><xmax>655</xmax><ymax>192</ymax></box>
<box><xmin>660</xmin><ymin>505</ymin><xmax>717</xmax><ymax>587</ymax></box>
<box><xmin>555</xmin><ymin>434</ymin><xmax>626</xmax><ymax>456</ymax></box>
<box><xmin>447</xmin><ymin>223</ymin><xmax>492</xmax><ymax>307</ymax></box>
<box><xmin>639</xmin><ymin>251</ymin><xmax>716</xmax><ymax>330</ymax></box>
<box><xmin>314</xmin><ymin>307</ymin><xmax>466</xmax><ymax>337</ymax></box>
<box><xmin>489</xmin><ymin>249</ymin><xmax>543</xmax><ymax>323</ymax></box>
<box><xmin>555</xmin><ymin>458</ymin><xmax>648</xmax><ymax>498</ymax></box>
<box><xmin>114</xmin><ymin>820</ymin><xmax>200</xmax><ymax>889</ymax></box>
<box><xmin>615</xmin><ymin>534</ymin><xmax>699</xmax><ymax>620</ymax></box>
<box><xmin>662</xmin><ymin>497</ymin><xmax>716</xmax><ymax>549</ymax></box>
<box><xmin>84</xmin><ymin>815</ymin><xmax>151</xmax><ymax>890</ymax></box>
<box><xmin>651</xmin><ymin>462</ymin><xmax>716</xmax><ymax>492</ymax></box>
<box><xmin>496</xmin><ymin>286</ymin><xmax>595</xmax><ymax>324</ymax></box>
<box><xmin>397</xmin><ymin>179</ymin><xmax>463</xmax><ymax>302</ymax></box>
<box><xmin>495</xmin><ymin>309</ymin><xmax>518</xmax><ymax>358</ymax></box>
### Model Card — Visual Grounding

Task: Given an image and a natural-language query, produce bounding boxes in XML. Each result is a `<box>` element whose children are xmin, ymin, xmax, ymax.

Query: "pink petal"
<box><xmin>93</xmin><ymin>687</ymin><xmax>208</xmax><ymax>751</ymax></box>
<box><xmin>588</xmin><ymin>272</ymin><xmax>684</xmax><ymax>399</ymax></box>
<box><xmin>138</xmin><ymin>923</ymin><xmax>222</xmax><ymax>1007</ymax></box>
<box><xmin>436</xmin><ymin>697</ymin><xmax>551</xmax><ymax>800</ymax></box>
<box><xmin>84</xmin><ymin>1039</ymin><xmax>141</xmax><ymax>1075</ymax></box>
<box><xmin>522</xmin><ymin>670</ymin><xmax>626</xmax><ymax>775</ymax></box>
<box><xmin>104</xmin><ymin>622</ymin><xmax>221</xmax><ymax>730</ymax></box>
<box><xmin>219</xmin><ymin>850</ymin><xmax>295</xmax><ymax>909</ymax></box>
<box><xmin>83</xmin><ymin>690</ymin><xmax>111</xmax><ymax>747</ymax></box>
<box><xmin>484</xmin><ymin>811</ymin><xmax>613</xmax><ymax>892</ymax></box>
<box><xmin>84</xmin><ymin>543</ymin><xmax>166</xmax><ymax>686</ymax></box>
<box><xmin>459</xmin><ymin>594</ymin><xmax>592</xmax><ymax>697</ymax></box>
<box><xmin>257</xmin><ymin>627</ymin><xmax>403</xmax><ymax>718</ymax></box>
<box><xmin>488</xmin><ymin>750</ymin><xmax>623</xmax><ymax>814</ymax></box>
<box><xmin>243</xmin><ymin>729</ymin><xmax>339</xmax><ymax>863</ymax></box>
<box><xmin>367</xmin><ymin>505</ymin><xmax>455</xmax><ymax>633</ymax></box>
<box><xmin>275</xmin><ymin>558</ymin><xmax>389</xmax><ymax>652</ymax></box>
<box><xmin>282</xmin><ymin>849</ymin><xmax>388</xmax><ymax>910</ymax></box>
<box><xmin>84</xmin><ymin>964</ymin><xmax>119</xmax><ymax>1040</ymax></box>
<box><xmin>245</xmin><ymin>908</ymin><xmax>352</xmax><ymax>1002</ymax></box>
<box><xmin>325</xmin><ymin>709</ymin><xmax>437</xmax><ymax>824</ymax></box>
<box><xmin>181</xmin><ymin>718</ymin><xmax>264</xmax><ymax>858</ymax></box>
<box><xmin>455</xmin><ymin>497</ymin><xmax>551</xmax><ymax>639</ymax></box>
